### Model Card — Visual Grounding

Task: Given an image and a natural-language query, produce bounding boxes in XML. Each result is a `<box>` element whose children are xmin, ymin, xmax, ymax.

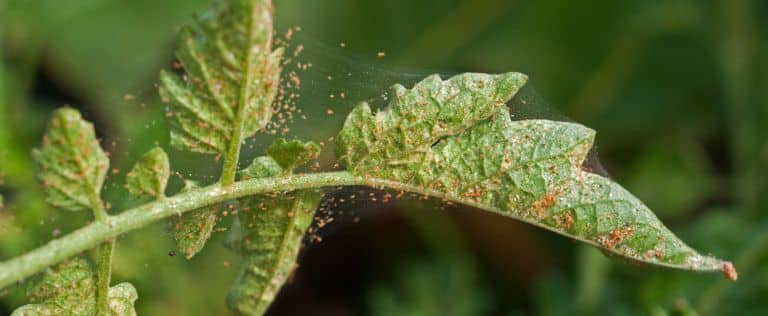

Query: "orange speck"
<box><xmin>722</xmin><ymin>262</ymin><xmax>738</xmax><ymax>281</ymax></box>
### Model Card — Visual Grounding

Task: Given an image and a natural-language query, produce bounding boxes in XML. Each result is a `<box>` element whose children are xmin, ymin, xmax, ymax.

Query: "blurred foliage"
<box><xmin>1</xmin><ymin>0</ymin><xmax>766</xmax><ymax>315</ymax></box>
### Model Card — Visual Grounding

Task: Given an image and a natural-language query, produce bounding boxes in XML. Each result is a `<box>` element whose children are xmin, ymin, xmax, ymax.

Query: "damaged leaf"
<box><xmin>125</xmin><ymin>147</ymin><xmax>170</xmax><ymax>199</ymax></box>
<box><xmin>32</xmin><ymin>108</ymin><xmax>109</xmax><ymax>212</ymax></box>
<box><xmin>11</xmin><ymin>257</ymin><xmax>137</xmax><ymax>316</ymax></box>
<box><xmin>227</xmin><ymin>140</ymin><xmax>321</xmax><ymax>315</ymax></box>
<box><xmin>338</xmin><ymin>72</ymin><xmax>732</xmax><ymax>274</ymax></box>
<box><xmin>159</xmin><ymin>0</ymin><xmax>283</xmax><ymax>155</ymax></box>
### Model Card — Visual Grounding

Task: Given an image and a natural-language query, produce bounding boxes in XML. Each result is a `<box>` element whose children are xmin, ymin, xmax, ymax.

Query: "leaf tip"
<box><xmin>721</xmin><ymin>262</ymin><xmax>738</xmax><ymax>281</ymax></box>
<box><xmin>494</xmin><ymin>72</ymin><xmax>528</xmax><ymax>100</ymax></box>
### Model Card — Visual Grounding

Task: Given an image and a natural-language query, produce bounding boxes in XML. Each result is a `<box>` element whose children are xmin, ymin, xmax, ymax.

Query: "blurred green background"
<box><xmin>1</xmin><ymin>0</ymin><xmax>767</xmax><ymax>315</ymax></box>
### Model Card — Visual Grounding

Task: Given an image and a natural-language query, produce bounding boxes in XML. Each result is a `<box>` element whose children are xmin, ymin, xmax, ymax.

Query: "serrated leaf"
<box><xmin>170</xmin><ymin>181</ymin><xmax>219</xmax><ymax>259</ymax></box>
<box><xmin>32</xmin><ymin>108</ymin><xmax>108</xmax><ymax>212</ymax></box>
<box><xmin>338</xmin><ymin>72</ymin><xmax>731</xmax><ymax>273</ymax></box>
<box><xmin>227</xmin><ymin>190</ymin><xmax>320</xmax><ymax>315</ymax></box>
<box><xmin>125</xmin><ymin>147</ymin><xmax>170</xmax><ymax>199</ymax></box>
<box><xmin>227</xmin><ymin>153</ymin><xmax>321</xmax><ymax>315</ymax></box>
<box><xmin>11</xmin><ymin>257</ymin><xmax>137</xmax><ymax>316</ymax></box>
<box><xmin>159</xmin><ymin>0</ymin><xmax>283</xmax><ymax>155</ymax></box>
<box><xmin>239</xmin><ymin>156</ymin><xmax>282</xmax><ymax>180</ymax></box>
<box><xmin>266</xmin><ymin>138</ymin><xmax>321</xmax><ymax>172</ymax></box>
<box><xmin>106</xmin><ymin>283</ymin><xmax>139</xmax><ymax>316</ymax></box>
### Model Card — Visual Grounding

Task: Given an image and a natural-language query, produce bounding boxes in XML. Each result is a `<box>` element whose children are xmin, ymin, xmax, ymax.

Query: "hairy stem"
<box><xmin>220</xmin><ymin>134</ymin><xmax>242</xmax><ymax>187</ymax></box>
<box><xmin>0</xmin><ymin>171</ymin><xmax>728</xmax><ymax>289</ymax></box>
<box><xmin>220</xmin><ymin>1</ymin><xmax>262</xmax><ymax>187</ymax></box>
<box><xmin>95</xmin><ymin>239</ymin><xmax>115</xmax><ymax>316</ymax></box>
<box><xmin>87</xmin><ymin>187</ymin><xmax>112</xmax><ymax>316</ymax></box>
<box><xmin>0</xmin><ymin>172</ymin><xmax>360</xmax><ymax>289</ymax></box>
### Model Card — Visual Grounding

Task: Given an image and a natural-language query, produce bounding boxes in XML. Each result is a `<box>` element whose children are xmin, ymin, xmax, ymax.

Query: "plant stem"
<box><xmin>87</xmin><ymin>186</ymin><xmax>112</xmax><ymax>315</ymax></box>
<box><xmin>220</xmin><ymin>143</ymin><xmax>241</xmax><ymax>187</ymax></box>
<box><xmin>220</xmin><ymin>0</ymin><xmax>262</xmax><ymax>188</ymax></box>
<box><xmin>0</xmin><ymin>170</ymin><xmax>730</xmax><ymax>290</ymax></box>
<box><xmin>95</xmin><ymin>239</ymin><xmax>115</xmax><ymax>316</ymax></box>
<box><xmin>0</xmin><ymin>171</ymin><xmax>360</xmax><ymax>289</ymax></box>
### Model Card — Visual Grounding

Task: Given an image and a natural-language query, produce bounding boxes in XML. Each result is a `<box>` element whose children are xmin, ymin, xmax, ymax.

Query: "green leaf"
<box><xmin>170</xmin><ymin>180</ymin><xmax>219</xmax><ymax>259</ymax></box>
<box><xmin>159</xmin><ymin>0</ymin><xmax>283</xmax><ymax>155</ymax></box>
<box><xmin>227</xmin><ymin>190</ymin><xmax>321</xmax><ymax>315</ymax></box>
<box><xmin>239</xmin><ymin>156</ymin><xmax>282</xmax><ymax>180</ymax></box>
<box><xmin>266</xmin><ymin>138</ymin><xmax>321</xmax><ymax>172</ymax></box>
<box><xmin>226</xmin><ymin>141</ymin><xmax>322</xmax><ymax>315</ymax></box>
<box><xmin>11</xmin><ymin>257</ymin><xmax>137</xmax><ymax>316</ymax></box>
<box><xmin>105</xmin><ymin>283</ymin><xmax>139</xmax><ymax>316</ymax></box>
<box><xmin>32</xmin><ymin>108</ymin><xmax>108</xmax><ymax>212</ymax></box>
<box><xmin>338</xmin><ymin>72</ymin><xmax>731</xmax><ymax>273</ymax></box>
<box><xmin>125</xmin><ymin>147</ymin><xmax>170</xmax><ymax>199</ymax></box>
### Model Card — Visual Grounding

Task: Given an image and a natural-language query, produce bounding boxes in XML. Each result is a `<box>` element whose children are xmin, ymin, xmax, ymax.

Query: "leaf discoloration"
<box><xmin>33</xmin><ymin>108</ymin><xmax>109</xmax><ymax>213</ymax></box>
<box><xmin>125</xmin><ymin>147</ymin><xmax>170</xmax><ymax>199</ymax></box>
<box><xmin>11</xmin><ymin>257</ymin><xmax>137</xmax><ymax>316</ymax></box>
<box><xmin>339</xmin><ymin>73</ymin><xmax>730</xmax><ymax>272</ymax></box>
<box><xmin>159</xmin><ymin>0</ymin><xmax>282</xmax><ymax>155</ymax></box>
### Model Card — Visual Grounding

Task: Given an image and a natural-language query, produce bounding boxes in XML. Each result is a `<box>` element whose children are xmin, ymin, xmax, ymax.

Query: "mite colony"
<box><xmin>268</xmin><ymin>26</ymin><xmax>309</xmax><ymax>137</ymax></box>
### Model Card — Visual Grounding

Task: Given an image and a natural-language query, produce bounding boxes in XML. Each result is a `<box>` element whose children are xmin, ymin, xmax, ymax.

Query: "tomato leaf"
<box><xmin>338</xmin><ymin>72</ymin><xmax>731</xmax><ymax>273</ymax></box>
<box><xmin>125</xmin><ymin>147</ymin><xmax>170</xmax><ymax>199</ymax></box>
<box><xmin>227</xmin><ymin>140</ymin><xmax>321</xmax><ymax>315</ymax></box>
<box><xmin>11</xmin><ymin>257</ymin><xmax>137</xmax><ymax>316</ymax></box>
<box><xmin>159</xmin><ymin>0</ymin><xmax>282</xmax><ymax>155</ymax></box>
<box><xmin>33</xmin><ymin>108</ymin><xmax>108</xmax><ymax>213</ymax></box>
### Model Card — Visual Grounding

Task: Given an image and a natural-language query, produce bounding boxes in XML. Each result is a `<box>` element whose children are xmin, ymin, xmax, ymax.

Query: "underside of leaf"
<box><xmin>33</xmin><ymin>108</ymin><xmax>109</xmax><ymax>212</ymax></box>
<box><xmin>339</xmin><ymin>72</ymin><xmax>732</xmax><ymax>273</ymax></box>
<box><xmin>171</xmin><ymin>208</ymin><xmax>220</xmax><ymax>259</ymax></box>
<box><xmin>170</xmin><ymin>181</ymin><xmax>219</xmax><ymax>259</ymax></box>
<box><xmin>125</xmin><ymin>147</ymin><xmax>170</xmax><ymax>199</ymax></box>
<box><xmin>159</xmin><ymin>0</ymin><xmax>283</xmax><ymax>155</ymax></box>
<box><xmin>11</xmin><ymin>257</ymin><xmax>137</xmax><ymax>316</ymax></box>
<box><xmin>227</xmin><ymin>142</ymin><xmax>322</xmax><ymax>315</ymax></box>
<box><xmin>228</xmin><ymin>190</ymin><xmax>320</xmax><ymax>315</ymax></box>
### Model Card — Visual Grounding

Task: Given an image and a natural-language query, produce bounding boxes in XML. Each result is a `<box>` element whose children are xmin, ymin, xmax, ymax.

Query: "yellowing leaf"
<box><xmin>338</xmin><ymin>73</ymin><xmax>731</xmax><ymax>273</ymax></box>
<box><xmin>33</xmin><ymin>108</ymin><xmax>108</xmax><ymax>212</ymax></box>
<box><xmin>125</xmin><ymin>147</ymin><xmax>170</xmax><ymax>199</ymax></box>
<box><xmin>11</xmin><ymin>257</ymin><xmax>137</xmax><ymax>316</ymax></box>
<box><xmin>159</xmin><ymin>0</ymin><xmax>283</xmax><ymax>155</ymax></box>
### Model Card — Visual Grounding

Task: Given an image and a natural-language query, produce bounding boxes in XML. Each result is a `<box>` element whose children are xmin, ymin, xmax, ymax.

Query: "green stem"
<box><xmin>220</xmin><ymin>142</ymin><xmax>241</xmax><ymax>187</ymax></box>
<box><xmin>87</xmin><ymin>187</ymin><xmax>112</xmax><ymax>315</ymax></box>
<box><xmin>0</xmin><ymin>170</ymin><xmax>730</xmax><ymax>290</ymax></box>
<box><xmin>0</xmin><ymin>171</ymin><xmax>360</xmax><ymax>289</ymax></box>
<box><xmin>95</xmin><ymin>239</ymin><xmax>115</xmax><ymax>316</ymax></box>
<box><xmin>220</xmin><ymin>2</ymin><xmax>261</xmax><ymax>187</ymax></box>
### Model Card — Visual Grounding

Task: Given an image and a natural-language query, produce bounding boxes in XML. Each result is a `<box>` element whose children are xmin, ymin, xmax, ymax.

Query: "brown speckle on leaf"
<box><xmin>722</xmin><ymin>262</ymin><xmax>738</xmax><ymax>281</ymax></box>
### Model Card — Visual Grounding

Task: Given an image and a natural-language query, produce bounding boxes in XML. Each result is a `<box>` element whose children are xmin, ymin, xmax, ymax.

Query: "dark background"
<box><xmin>1</xmin><ymin>0</ymin><xmax>767</xmax><ymax>315</ymax></box>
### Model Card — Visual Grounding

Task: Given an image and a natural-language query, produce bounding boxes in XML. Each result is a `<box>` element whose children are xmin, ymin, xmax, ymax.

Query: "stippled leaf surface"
<box><xmin>266</xmin><ymin>138</ymin><xmax>321</xmax><ymax>172</ymax></box>
<box><xmin>159</xmin><ymin>0</ymin><xmax>282</xmax><ymax>154</ymax></box>
<box><xmin>125</xmin><ymin>147</ymin><xmax>170</xmax><ymax>199</ymax></box>
<box><xmin>170</xmin><ymin>180</ymin><xmax>219</xmax><ymax>259</ymax></box>
<box><xmin>339</xmin><ymin>73</ymin><xmax>731</xmax><ymax>273</ymax></box>
<box><xmin>32</xmin><ymin>108</ymin><xmax>108</xmax><ymax>212</ymax></box>
<box><xmin>227</xmin><ymin>140</ymin><xmax>321</xmax><ymax>315</ymax></box>
<box><xmin>11</xmin><ymin>257</ymin><xmax>137</xmax><ymax>316</ymax></box>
